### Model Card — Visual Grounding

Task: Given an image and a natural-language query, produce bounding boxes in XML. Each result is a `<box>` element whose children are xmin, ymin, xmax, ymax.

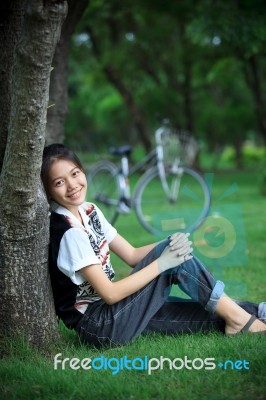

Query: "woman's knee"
<box><xmin>131</xmin><ymin>239</ymin><xmax>169</xmax><ymax>273</ymax></box>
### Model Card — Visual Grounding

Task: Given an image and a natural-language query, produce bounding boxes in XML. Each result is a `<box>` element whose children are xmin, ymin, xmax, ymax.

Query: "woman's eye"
<box><xmin>55</xmin><ymin>180</ymin><xmax>64</xmax><ymax>187</ymax></box>
<box><xmin>73</xmin><ymin>169</ymin><xmax>80</xmax><ymax>177</ymax></box>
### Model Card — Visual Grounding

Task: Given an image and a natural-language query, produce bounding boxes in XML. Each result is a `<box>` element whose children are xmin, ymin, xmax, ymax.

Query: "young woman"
<box><xmin>41</xmin><ymin>144</ymin><xmax>266</xmax><ymax>348</ymax></box>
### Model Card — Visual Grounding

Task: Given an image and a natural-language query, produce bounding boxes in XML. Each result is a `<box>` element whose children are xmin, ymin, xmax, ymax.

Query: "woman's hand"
<box><xmin>158</xmin><ymin>233</ymin><xmax>193</xmax><ymax>272</ymax></box>
<box><xmin>168</xmin><ymin>232</ymin><xmax>191</xmax><ymax>251</ymax></box>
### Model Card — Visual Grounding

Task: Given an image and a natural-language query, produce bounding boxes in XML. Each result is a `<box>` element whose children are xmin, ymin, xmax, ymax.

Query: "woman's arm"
<box><xmin>109</xmin><ymin>233</ymin><xmax>160</xmax><ymax>267</ymax></box>
<box><xmin>80</xmin><ymin>259</ymin><xmax>160</xmax><ymax>305</ymax></box>
<box><xmin>80</xmin><ymin>233</ymin><xmax>192</xmax><ymax>305</ymax></box>
<box><xmin>79</xmin><ymin>234</ymin><xmax>161</xmax><ymax>304</ymax></box>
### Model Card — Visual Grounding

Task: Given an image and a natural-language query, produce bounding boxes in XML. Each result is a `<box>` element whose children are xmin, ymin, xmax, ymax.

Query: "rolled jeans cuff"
<box><xmin>258</xmin><ymin>302</ymin><xmax>266</xmax><ymax>322</ymax></box>
<box><xmin>204</xmin><ymin>280</ymin><xmax>225</xmax><ymax>314</ymax></box>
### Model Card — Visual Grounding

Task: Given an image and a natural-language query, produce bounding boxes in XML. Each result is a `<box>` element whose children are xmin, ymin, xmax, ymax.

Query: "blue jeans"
<box><xmin>76</xmin><ymin>240</ymin><xmax>261</xmax><ymax>348</ymax></box>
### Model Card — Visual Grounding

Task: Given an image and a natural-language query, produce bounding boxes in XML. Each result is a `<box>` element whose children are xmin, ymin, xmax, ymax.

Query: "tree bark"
<box><xmin>0</xmin><ymin>0</ymin><xmax>67</xmax><ymax>348</ymax></box>
<box><xmin>0</xmin><ymin>0</ymin><xmax>25</xmax><ymax>171</ymax></box>
<box><xmin>46</xmin><ymin>0</ymin><xmax>89</xmax><ymax>145</ymax></box>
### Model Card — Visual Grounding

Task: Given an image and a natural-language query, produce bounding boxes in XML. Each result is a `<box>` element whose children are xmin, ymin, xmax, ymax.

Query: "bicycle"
<box><xmin>86</xmin><ymin>123</ymin><xmax>211</xmax><ymax>237</ymax></box>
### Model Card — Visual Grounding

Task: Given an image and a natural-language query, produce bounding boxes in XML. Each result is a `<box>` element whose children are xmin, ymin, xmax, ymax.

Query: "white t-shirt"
<box><xmin>50</xmin><ymin>201</ymin><xmax>117</xmax><ymax>315</ymax></box>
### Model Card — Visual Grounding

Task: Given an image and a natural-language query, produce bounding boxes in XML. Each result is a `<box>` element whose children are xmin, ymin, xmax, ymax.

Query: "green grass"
<box><xmin>1</xmin><ymin>170</ymin><xmax>266</xmax><ymax>400</ymax></box>
<box><xmin>1</xmin><ymin>329</ymin><xmax>265</xmax><ymax>400</ymax></box>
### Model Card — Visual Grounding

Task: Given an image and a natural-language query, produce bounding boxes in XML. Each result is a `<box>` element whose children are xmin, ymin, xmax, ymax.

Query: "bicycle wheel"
<box><xmin>134</xmin><ymin>165</ymin><xmax>210</xmax><ymax>237</ymax></box>
<box><xmin>86</xmin><ymin>161</ymin><xmax>120</xmax><ymax>224</ymax></box>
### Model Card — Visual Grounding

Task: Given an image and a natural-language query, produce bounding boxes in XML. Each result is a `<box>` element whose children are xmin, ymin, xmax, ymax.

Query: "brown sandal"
<box><xmin>240</xmin><ymin>314</ymin><xmax>266</xmax><ymax>335</ymax></box>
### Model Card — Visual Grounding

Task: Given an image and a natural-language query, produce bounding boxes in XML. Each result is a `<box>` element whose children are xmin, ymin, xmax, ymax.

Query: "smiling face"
<box><xmin>48</xmin><ymin>159</ymin><xmax>87</xmax><ymax>218</ymax></box>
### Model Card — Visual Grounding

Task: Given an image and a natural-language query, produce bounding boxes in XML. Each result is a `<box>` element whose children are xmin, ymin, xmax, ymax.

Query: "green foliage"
<box><xmin>242</xmin><ymin>144</ymin><xmax>265</xmax><ymax>165</ymax></box>
<box><xmin>65</xmin><ymin>41</ymin><xmax>131</xmax><ymax>151</ymax></box>
<box><xmin>188</xmin><ymin>0</ymin><xmax>266</xmax><ymax>57</ymax></box>
<box><xmin>222</xmin><ymin>145</ymin><xmax>265</xmax><ymax>167</ymax></box>
<box><xmin>194</xmin><ymin>53</ymin><xmax>256</xmax><ymax>150</ymax></box>
<box><xmin>66</xmin><ymin>0</ymin><xmax>266</xmax><ymax>170</ymax></box>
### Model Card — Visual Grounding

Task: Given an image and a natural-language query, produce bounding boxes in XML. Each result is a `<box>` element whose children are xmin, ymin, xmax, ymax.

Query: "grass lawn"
<box><xmin>0</xmin><ymin>170</ymin><xmax>266</xmax><ymax>400</ymax></box>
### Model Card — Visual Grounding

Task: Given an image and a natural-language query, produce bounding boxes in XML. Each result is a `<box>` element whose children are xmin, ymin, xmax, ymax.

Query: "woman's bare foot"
<box><xmin>215</xmin><ymin>295</ymin><xmax>266</xmax><ymax>335</ymax></box>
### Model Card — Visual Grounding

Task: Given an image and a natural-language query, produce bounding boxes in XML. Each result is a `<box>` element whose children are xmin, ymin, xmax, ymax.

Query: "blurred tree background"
<box><xmin>60</xmin><ymin>0</ymin><xmax>265</xmax><ymax>172</ymax></box>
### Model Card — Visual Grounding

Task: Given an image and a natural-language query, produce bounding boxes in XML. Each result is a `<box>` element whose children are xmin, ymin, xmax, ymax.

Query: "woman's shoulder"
<box><xmin>50</xmin><ymin>211</ymin><xmax>72</xmax><ymax>233</ymax></box>
<box><xmin>81</xmin><ymin>202</ymin><xmax>106</xmax><ymax>222</ymax></box>
<box><xmin>81</xmin><ymin>201</ymin><xmax>98</xmax><ymax>215</ymax></box>
<box><xmin>50</xmin><ymin>203</ymin><xmax>79</xmax><ymax>232</ymax></box>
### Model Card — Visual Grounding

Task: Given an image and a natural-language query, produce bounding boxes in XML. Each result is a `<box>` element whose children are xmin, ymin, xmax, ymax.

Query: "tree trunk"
<box><xmin>103</xmin><ymin>64</ymin><xmax>152</xmax><ymax>152</ymax></box>
<box><xmin>183</xmin><ymin>59</ymin><xmax>194</xmax><ymax>134</ymax></box>
<box><xmin>87</xmin><ymin>24</ymin><xmax>152</xmax><ymax>152</ymax></box>
<box><xmin>241</xmin><ymin>55</ymin><xmax>266</xmax><ymax>143</ymax></box>
<box><xmin>233</xmin><ymin>140</ymin><xmax>243</xmax><ymax>170</ymax></box>
<box><xmin>0</xmin><ymin>0</ymin><xmax>25</xmax><ymax>171</ymax></box>
<box><xmin>46</xmin><ymin>0</ymin><xmax>89</xmax><ymax>145</ymax></box>
<box><xmin>248</xmin><ymin>56</ymin><xmax>266</xmax><ymax>143</ymax></box>
<box><xmin>0</xmin><ymin>0</ymin><xmax>67</xmax><ymax>348</ymax></box>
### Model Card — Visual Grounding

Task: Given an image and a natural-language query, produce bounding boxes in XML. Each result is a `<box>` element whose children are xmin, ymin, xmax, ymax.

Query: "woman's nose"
<box><xmin>67</xmin><ymin>178</ymin><xmax>76</xmax><ymax>190</ymax></box>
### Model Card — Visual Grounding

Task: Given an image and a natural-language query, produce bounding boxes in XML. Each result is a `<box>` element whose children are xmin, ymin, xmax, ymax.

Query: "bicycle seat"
<box><xmin>109</xmin><ymin>145</ymin><xmax>133</xmax><ymax>156</ymax></box>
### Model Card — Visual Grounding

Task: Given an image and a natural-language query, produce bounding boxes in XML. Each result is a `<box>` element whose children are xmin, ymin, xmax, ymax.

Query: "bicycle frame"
<box><xmin>87</xmin><ymin>123</ymin><xmax>211</xmax><ymax>234</ymax></box>
<box><xmin>116</xmin><ymin>126</ymin><xmax>183</xmax><ymax>209</ymax></box>
<box><xmin>115</xmin><ymin>149</ymin><xmax>156</xmax><ymax>211</ymax></box>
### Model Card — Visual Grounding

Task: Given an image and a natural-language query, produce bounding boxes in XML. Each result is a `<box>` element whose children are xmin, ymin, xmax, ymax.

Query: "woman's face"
<box><xmin>48</xmin><ymin>159</ymin><xmax>87</xmax><ymax>213</ymax></box>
